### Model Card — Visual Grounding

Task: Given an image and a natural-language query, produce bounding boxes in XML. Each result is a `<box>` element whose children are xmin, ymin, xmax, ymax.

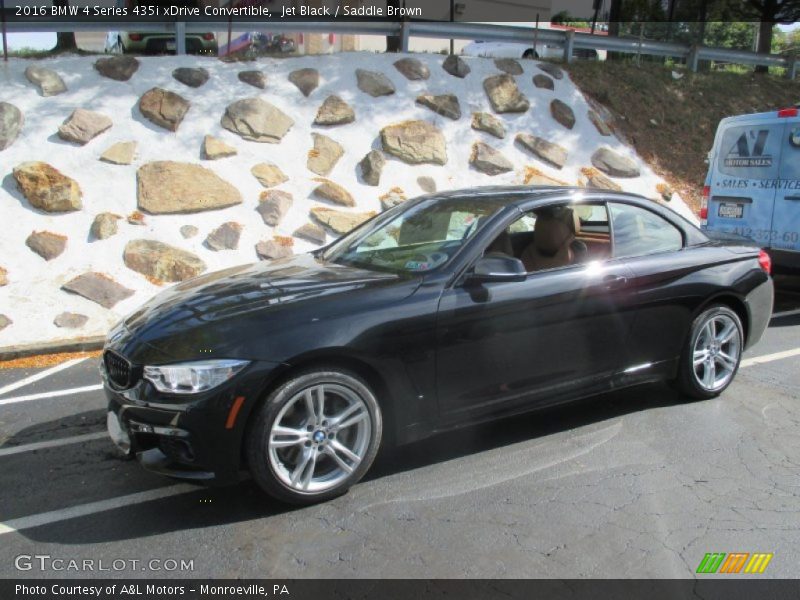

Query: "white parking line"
<box><xmin>0</xmin><ymin>432</ymin><xmax>108</xmax><ymax>457</ymax></box>
<box><xmin>0</xmin><ymin>358</ymin><xmax>88</xmax><ymax>398</ymax></box>
<box><xmin>771</xmin><ymin>308</ymin><xmax>800</xmax><ymax>319</ymax></box>
<box><xmin>740</xmin><ymin>348</ymin><xmax>800</xmax><ymax>368</ymax></box>
<box><xmin>0</xmin><ymin>484</ymin><xmax>196</xmax><ymax>536</ymax></box>
<box><xmin>0</xmin><ymin>384</ymin><xmax>104</xmax><ymax>407</ymax></box>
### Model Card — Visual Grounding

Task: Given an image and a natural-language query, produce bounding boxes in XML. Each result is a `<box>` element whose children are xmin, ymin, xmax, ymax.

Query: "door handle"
<box><xmin>784</xmin><ymin>195</ymin><xmax>800</xmax><ymax>201</ymax></box>
<box><xmin>603</xmin><ymin>274</ymin><xmax>628</xmax><ymax>290</ymax></box>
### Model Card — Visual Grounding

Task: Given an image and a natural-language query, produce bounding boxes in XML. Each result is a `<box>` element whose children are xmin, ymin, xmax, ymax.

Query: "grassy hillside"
<box><xmin>565</xmin><ymin>61</ymin><xmax>800</xmax><ymax>213</ymax></box>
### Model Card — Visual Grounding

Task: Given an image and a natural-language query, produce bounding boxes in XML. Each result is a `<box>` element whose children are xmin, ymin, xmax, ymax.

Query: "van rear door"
<box><xmin>706</xmin><ymin>117</ymin><xmax>783</xmax><ymax>246</ymax></box>
<box><xmin>770</xmin><ymin>116</ymin><xmax>800</xmax><ymax>254</ymax></box>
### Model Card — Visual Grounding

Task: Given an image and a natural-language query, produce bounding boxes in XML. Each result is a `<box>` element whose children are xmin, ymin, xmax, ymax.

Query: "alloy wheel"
<box><xmin>267</xmin><ymin>383</ymin><xmax>371</xmax><ymax>493</ymax></box>
<box><xmin>692</xmin><ymin>313</ymin><xmax>741</xmax><ymax>392</ymax></box>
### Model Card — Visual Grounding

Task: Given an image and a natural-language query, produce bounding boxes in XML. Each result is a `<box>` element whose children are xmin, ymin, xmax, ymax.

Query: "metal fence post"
<box><xmin>175</xmin><ymin>21</ymin><xmax>186</xmax><ymax>55</ymax></box>
<box><xmin>563</xmin><ymin>29</ymin><xmax>574</xmax><ymax>63</ymax></box>
<box><xmin>688</xmin><ymin>44</ymin><xmax>699</xmax><ymax>72</ymax></box>
<box><xmin>787</xmin><ymin>51</ymin><xmax>797</xmax><ymax>80</ymax></box>
<box><xmin>400</xmin><ymin>20</ymin><xmax>409</xmax><ymax>53</ymax></box>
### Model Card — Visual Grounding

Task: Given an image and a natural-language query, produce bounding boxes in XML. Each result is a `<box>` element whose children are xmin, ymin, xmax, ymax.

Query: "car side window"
<box><xmin>609</xmin><ymin>203</ymin><xmax>683</xmax><ymax>259</ymax></box>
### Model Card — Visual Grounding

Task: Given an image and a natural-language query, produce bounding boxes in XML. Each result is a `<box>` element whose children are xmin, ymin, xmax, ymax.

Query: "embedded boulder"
<box><xmin>24</xmin><ymin>65</ymin><xmax>67</xmax><ymax>96</ymax></box>
<box><xmin>0</xmin><ymin>267</ymin><xmax>7</xmax><ymax>286</ymax></box>
<box><xmin>417</xmin><ymin>176</ymin><xmax>436</xmax><ymax>193</ymax></box>
<box><xmin>416</xmin><ymin>94</ymin><xmax>461</xmax><ymax>120</ymax></box>
<box><xmin>251</xmin><ymin>163</ymin><xmax>288</xmax><ymax>188</ymax></box>
<box><xmin>238</xmin><ymin>70</ymin><xmax>267</xmax><ymax>89</ymax></box>
<box><xmin>12</xmin><ymin>162</ymin><xmax>82</xmax><ymax>212</ymax></box>
<box><xmin>221</xmin><ymin>98</ymin><xmax>294</xmax><ymax>143</ymax></box>
<box><xmin>313</xmin><ymin>178</ymin><xmax>354</xmax><ymax>207</ymax></box>
<box><xmin>294</xmin><ymin>223</ymin><xmax>326</xmax><ymax>245</ymax></box>
<box><xmin>139</xmin><ymin>87</ymin><xmax>190</xmax><ymax>132</ymax></box>
<box><xmin>483</xmin><ymin>74</ymin><xmax>529</xmax><ymax>113</ymax></box>
<box><xmin>356</xmin><ymin>69</ymin><xmax>395</xmax><ymax>97</ymax></box>
<box><xmin>380</xmin><ymin>120</ymin><xmax>447</xmax><ymax>165</ymax></box>
<box><xmin>94</xmin><ymin>55</ymin><xmax>140</xmax><ymax>81</ymax></box>
<box><xmin>494</xmin><ymin>58</ymin><xmax>523</xmax><ymax>75</ymax></box>
<box><xmin>205</xmin><ymin>222</ymin><xmax>242</xmax><ymax>251</ymax></box>
<box><xmin>359</xmin><ymin>150</ymin><xmax>385</xmax><ymax>186</ymax></box>
<box><xmin>550</xmin><ymin>99</ymin><xmax>576</xmax><ymax>130</ymax></box>
<box><xmin>26</xmin><ymin>231</ymin><xmax>67</xmax><ymax>261</ymax></box>
<box><xmin>307</xmin><ymin>133</ymin><xmax>344</xmax><ymax>176</ymax></box>
<box><xmin>137</xmin><ymin>161</ymin><xmax>242</xmax><ymax>214</ymax></box>
<box><xmin>123</xmin><ymin>240</ymin><xmax>206</xmax><ymax>282</ymax></box>
<box><xmin>471</xmin><ymin>112</ymin><xmax>505</xmax><ymax>139</ymax></box>
<box><xmin>0</xmin><ymin>315</ymin><xmax>12</xmax><ymax>331</ymax></box>
<box><xmin>180</xmin><ymin>225</ymin><xmax>199</xmax><ymax>239</ymax></box>
<box><xmin>91</xmin><ymin>212</ymin><xmax>121</xmax><ymax>240</ymax></box>
<box><xmin>100</xmin><ymin>141</ymin><xmax>136</xmax><ymax>165</ymax></box>
<box><xmin>202</xmin><ymin>135</ymin><xmax>237</xmax><ymax>160</ymax></box>
<box><xmin>0</xmin><ymin>102</ymin><xmax>24</xmax><ymax>151</ymax></box>
<box><xmin>54</xmin><ymin>312</ymin><xmax>88</xmax><ymax>329</ymax></box>
<box><xmin>61</xmin><ymin>272</ymin><xmax>134</xmax><ymax>309</ymax></box>
<box><xmin>470</xmin><ymin>142</ymin><xmax>513</xmax><ymax>176</ymax></box>
<box><xmin>257</xmin><ymin>190</ymin><xmax>293</xmax><ymax>226</ymax></box>
<box><xmin>591</xmin><ymin>147</ymin><xmax>640</xmax><ymax>178</ymax></box>
<box><xmin>57</xmin><ymin>109</ymin><xmax>112</xmax><ymax>145</ymax></box>
<box><xmin>256</xmin><ymin>238</ymin><xmax>294</xmax><ymax>261</ymax></box>
<box><xmin>537</xmin><ymin>62</ymin><xmax>563</xmax><ymax>80</ymax></box>
<box><xmin>442</xmin><ymin>55</ymin><xmax>470</xmax><ymax>78</ymax></box>
<box><xmin>289</xmin><ymin>68</ymin><xmax>319</xmax><ymax>96</ymax></box>
<box><xmin>580</xmin><ymin>167</ymin><xmax>622</xmax><ymax>191</ymax></box>
<box><xmin>172</xmin><ymin>67</ymin><xmax>209</xmax><ymax>88</ymax></box>
<box><xmin>314</xmin><ymin>95</ymin><xmax>355</xmax><ymax>126</ymax></box>
<box><xmin>588</xmin><ymin>110</ymin><xmax>612</xmax><ymax>136</ymax></box>
<box><xmin>533</xmin><ymin>74</ymin><xmax>554</xmax><ymax>90</ymax></box>
<box><xmin>515</xmin><ymin>134</ymin><xmax>568</xmax><ymax>169</ymax></box>
<box><xmin>394</xmin><ymin>57</ymin><xmax>430</xmax><ymax>80</ymax></box>
<box><xmin>380</xmin><ymin>189</ymin><xmax>406</xmax><ymax>211</ymax></box>
<box><xmin>311</xmin><ymin>208</ymin><xmax>375</xmax><ymax>235</ymax></box>
<box><xmin>522</xmin><ymin>166</ymin><xmax>568</xmax><ymax>186</ymax></box>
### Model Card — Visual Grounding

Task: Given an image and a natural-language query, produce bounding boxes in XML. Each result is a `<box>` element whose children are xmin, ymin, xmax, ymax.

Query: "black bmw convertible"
<box><xmin>103</xmin><ymin>186</ymin><xmax>773</xmax><ymax>504</ymax></box>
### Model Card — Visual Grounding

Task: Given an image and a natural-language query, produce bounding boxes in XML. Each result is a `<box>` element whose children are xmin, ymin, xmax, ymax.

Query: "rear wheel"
<box><xmin>246</xmin><ymin>369</ymin><xmax>382</xmax><ymax>505</ymax></box>
<box><xmin>675</xmin><ymin>305</ymin><xmax>743</xmax><ymax>399</ymax></box>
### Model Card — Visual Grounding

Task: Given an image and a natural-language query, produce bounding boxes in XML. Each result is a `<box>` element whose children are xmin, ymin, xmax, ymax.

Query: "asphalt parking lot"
<box><xmin>0</xmin><ymin>283</ymin><xmax>799</xmax><ymax>579</ymax></box>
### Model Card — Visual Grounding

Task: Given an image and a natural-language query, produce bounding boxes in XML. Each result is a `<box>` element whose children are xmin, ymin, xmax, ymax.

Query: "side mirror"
<box><xmin>468</xmin><ymin>255</ymin><xmax>527</xmax><ymax>284</ymax></box>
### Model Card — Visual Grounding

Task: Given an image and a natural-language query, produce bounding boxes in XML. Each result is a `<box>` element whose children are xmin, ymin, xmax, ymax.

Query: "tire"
<box><xmin>674</xmin><ymin>305</ymin><xmax>744</xmax><ymax>400</ymax></box>
<box><xmin>246</xmin><ymin>369</ymin><xmax>383</xmax><ymax>505</ymax></box>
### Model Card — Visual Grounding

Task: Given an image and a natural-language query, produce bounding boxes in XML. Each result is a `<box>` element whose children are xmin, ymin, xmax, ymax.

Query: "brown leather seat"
<box><xmin>485</xmin><ymin>230</ymin><xmax>513</xmax><ymax>256</ymax></box>
<box><xmin>521</xmin><ymin>215</ymin><xmax>575</xmax><ymax>272</ymax></box>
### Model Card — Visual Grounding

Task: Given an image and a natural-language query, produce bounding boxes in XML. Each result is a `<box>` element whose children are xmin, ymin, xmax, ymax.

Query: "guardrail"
<box><xmin>1</xmin><ymin>18</ymin><xmax>797</xmax><ymax>79</ymax></box>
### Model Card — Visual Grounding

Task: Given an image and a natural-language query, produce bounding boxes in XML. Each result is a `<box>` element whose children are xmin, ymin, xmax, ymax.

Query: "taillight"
<box><xmin>202</xmin><ymin>33</ymin><xmax>214</xmax><ymax>41</ymax></box>
<box><xmin>777</xmin><ymin>107</ymin><xmax>798</xmax><ymax>118</ymax></box>
<box><xmin>129</xmin><ymin>33</ymin><xmax>143</xmax><ymax>41</ymax></box>
<box><xmin>700</xmin><ymin>185</ymin><xmax>710</xmax><ymax>223</ymax></box>
<box><xmin>758</xmin><ymin>249</ymin><xmax>772</xmax><ymax>275</ymax></box>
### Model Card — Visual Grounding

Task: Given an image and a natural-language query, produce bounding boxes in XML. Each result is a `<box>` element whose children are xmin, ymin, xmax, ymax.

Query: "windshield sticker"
<box><xmin>405</xmin><ymin>261</ymin><xmax>431</xmax><ymax>271</ymax></box>
<box><xmin>725</xmin><ymin>129</ymin><xmax>772</xmax><ymax>168</ymax></box>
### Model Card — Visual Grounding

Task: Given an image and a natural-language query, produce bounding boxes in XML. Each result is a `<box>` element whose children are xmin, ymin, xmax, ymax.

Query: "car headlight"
<box><xmin>144</xmin><ymin>359</ymin><xmax>250</xmax><ymax>394</ymax></box>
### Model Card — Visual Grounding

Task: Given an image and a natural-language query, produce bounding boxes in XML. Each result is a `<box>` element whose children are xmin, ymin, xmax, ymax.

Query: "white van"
<box><xmin>702</xmin><ymin>106</ymin><xmax>800</xmax><ymax>270</ymax></box>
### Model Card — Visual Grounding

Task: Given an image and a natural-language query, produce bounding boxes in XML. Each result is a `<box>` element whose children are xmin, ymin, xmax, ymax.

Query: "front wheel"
<box><xmin>674</xmin><ymin>305</ymin><xmax>743</xmax><ymax>400</ymax></box>
<box><xmin>246</xmin><ymin>369</ymin><xmax>382</xmax><ymax>505</ymax></box>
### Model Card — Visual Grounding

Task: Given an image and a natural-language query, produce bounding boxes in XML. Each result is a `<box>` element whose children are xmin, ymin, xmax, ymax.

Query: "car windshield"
<box><xmin>321</xmin><ymin>196</ymin><xmax>506</xmax><ymax>274</ymax></box>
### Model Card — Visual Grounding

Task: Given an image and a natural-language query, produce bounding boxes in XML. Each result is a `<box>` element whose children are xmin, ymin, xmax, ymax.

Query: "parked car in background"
<box><xmin>104</xmin><ymin>186</ymin><xmax>772</xmax><ymax>505</ymax></box>
<box><xmin>702</xmin><ymin>106</ymin><xmax>800</xmax><ymax>271</ymax></box>
<box><xmin>104</xmin><ymin>31</ymin><xmax>218</xmax><ymax>55</ymax></box>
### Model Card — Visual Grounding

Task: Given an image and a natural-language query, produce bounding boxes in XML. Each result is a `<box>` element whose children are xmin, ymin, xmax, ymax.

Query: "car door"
<box><xmin>770</xmin><ymin>116</ymin><xmax>800</xmax><ymax>255</ymax></box>
<box><xmin>606</xmin><ymin>201</ymin><xmax>709</xmax><ymax>373</ymax></box>
<box><xmin>707</xmin><ymin>118</ymin><xmax>783</xmax><ymax>245</ymax></box>
<box><xmin>435</xmin><ymin>202</ymin><xmax>636</xmax><ymax>420</ymax></box>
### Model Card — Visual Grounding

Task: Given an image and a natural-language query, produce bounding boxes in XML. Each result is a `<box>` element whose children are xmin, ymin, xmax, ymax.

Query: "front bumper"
<box><xmin>104</xmin><ymin>358</ymin><xmax>283</xmax><ymax>486</ymax></box>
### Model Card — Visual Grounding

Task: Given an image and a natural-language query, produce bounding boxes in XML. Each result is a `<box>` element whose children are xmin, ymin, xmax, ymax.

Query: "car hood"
<box><xmin>117</xmin><ymin>253</ymin><xmax>421</xmax><ymax>361</ymax></box>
